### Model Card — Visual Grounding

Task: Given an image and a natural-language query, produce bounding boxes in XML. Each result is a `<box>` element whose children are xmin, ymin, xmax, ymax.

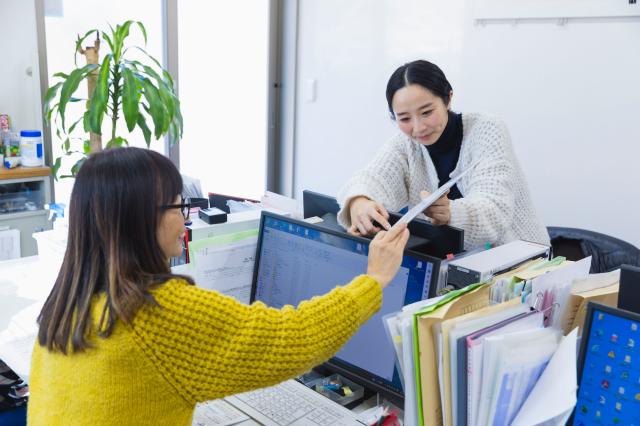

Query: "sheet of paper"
<box><xmin>189</xmin><ymin>230</ymin><xmax>259</xmax><ymax>304</ymax></box>
<box><xmin>444</xmin><ymin>301</ymin><xmax>527</xmax><ymax>426</ymax></box>
<box><xmin>260</xmin><ymin>191</ymin><xmax>301</xmax><ymax>218</ymax></box>
<box><xmin>571</xmin><ymin>269</ymin><xmax>620</xmax><ymax>293</ymax></box>
<box><xmin>401</xmin><ymin>318</ymin><xmax>419</xmax><ymax>426</ymax></box>
<box><xmin>511</xmin><ymin>329</ymin><xmax>578</xmax><ymax>426</ymax></box>
<box><xmin>531</xmin><ymin>256</ymin><xmax>591</xmax><ymax>329</ymax></box>
<box><xmin>468</xmin><ymin>312</ymin><xmax>544</xmax><ymax>426</ymax></box>
<box><xmin>394</xmin><ymin>159</ymin><xmax>480</xmax><ymax>227</ymax></box>
<box><xmin>480</xmin><ymin>328</ymin><xmax>560</xmax><ymax>426</ymax></box>
<box><xmin>193</xmin><ymin>399</ymin><xmax>250</xmax><ymax>425</ymax></box>
<box><xmin>0</xmin><ymin>228</ymin><xmax>20</xmax><ymax>260</ymax></box>
<box><xmin>0</xmin><ymin>256</ymin><xmax>58</xmax><ymax>382</ymax></box>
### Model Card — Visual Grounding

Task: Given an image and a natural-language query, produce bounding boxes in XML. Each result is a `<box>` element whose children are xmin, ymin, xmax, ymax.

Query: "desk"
<box><xmin>0</xmin><ymin>255</ymin><xmax>59</xmax><ymax>381</ymax></box>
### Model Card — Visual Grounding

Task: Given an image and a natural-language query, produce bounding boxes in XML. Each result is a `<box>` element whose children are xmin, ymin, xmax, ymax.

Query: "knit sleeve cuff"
<box><xmin>341</xmin><ymin>275</ymin><xmax>383</xmax><ymax>322</ymax></box>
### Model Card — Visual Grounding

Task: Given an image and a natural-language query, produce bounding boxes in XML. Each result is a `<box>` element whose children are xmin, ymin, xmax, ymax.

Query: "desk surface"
<box><xmin>0</xmin><ymin>255</ymin><xmax>60</xmax><ymax>381</ymax></box>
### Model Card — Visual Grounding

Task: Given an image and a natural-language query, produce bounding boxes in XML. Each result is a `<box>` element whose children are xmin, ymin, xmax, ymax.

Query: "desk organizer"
<box><xmin>308</xmin><ymin>373</ymin><xmax>364</xmax><ymax>406</ymax></box>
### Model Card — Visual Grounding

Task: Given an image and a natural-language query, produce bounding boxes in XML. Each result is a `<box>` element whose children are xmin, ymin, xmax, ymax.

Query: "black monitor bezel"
<box><xmin>571</xmin><ymin>302</ymin><xmax>640</xmax><ymax>424</ymax></box>
<box><xmin>250</xmin><ymin>211</ymin><xmax>442</xmax><ymax>401</ymax></box>
<box><xmin>619</xmin><ymin>264</ymin><xmax>640</xmax><ymax>314</ymax></box>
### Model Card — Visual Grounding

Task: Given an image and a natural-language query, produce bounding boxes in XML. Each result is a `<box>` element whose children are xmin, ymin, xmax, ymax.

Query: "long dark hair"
<box><xmin>385</xmin><ymin>59</ymin><xmax>453</xmax><ymax>118</ymax></box>
<box><xmin>37</xmin><ymin>147</ymin><xmax>193</xmax><ymax>354</ymax></box>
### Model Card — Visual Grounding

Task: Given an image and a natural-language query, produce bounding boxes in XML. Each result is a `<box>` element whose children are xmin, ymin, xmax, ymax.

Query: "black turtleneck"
<box><xmin>425</xmin><ymin>111</ymin><xmax>463</xmax><ymax>200</ymax></box>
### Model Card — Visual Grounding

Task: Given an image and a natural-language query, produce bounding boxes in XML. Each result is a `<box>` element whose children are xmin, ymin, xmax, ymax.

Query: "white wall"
<box><xmin>290</xmin><ymin>0</ymin><xmax>640</xmax><ymax>247</ymax></box>
<box><xmin>0</xmin><ymin>0</ymin><xmax>43</xmax><ymax>132</ymax></box>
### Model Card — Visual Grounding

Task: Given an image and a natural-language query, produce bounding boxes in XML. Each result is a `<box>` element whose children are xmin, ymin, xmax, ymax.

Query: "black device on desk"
<box><xmin>208</xmin><ymin>192</ymin><xmax>258</xmax><ymax>214</ymax></box>
<box><xmin>302</xmin><ymin>190</ymin><xmax>465</xmax><ymax>259</ymax></box>
<box><xmin>618</xmin><ymin>264</ymin><xmax>640</xmax><ymax>314</ymax></box>
<box><xmin>198</xmin><ymin>207</ymin><xmax>227</xmax><ymax>224</ymax></box>
<box><xmin>571</xmin><ymin>302</ymin><xmax>640</xmax><ymax>425</ymax></box>
<box><xmin>250</xmin><ymin>211</ymin><xmax>442</xmax><ymax>404</ymax></box>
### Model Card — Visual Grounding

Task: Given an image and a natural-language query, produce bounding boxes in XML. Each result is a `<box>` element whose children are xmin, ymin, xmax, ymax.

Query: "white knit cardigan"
<box><xmin>337</xmin><ymin>113</ymin><xmax>550</xmax><ymax>249</ymax></box>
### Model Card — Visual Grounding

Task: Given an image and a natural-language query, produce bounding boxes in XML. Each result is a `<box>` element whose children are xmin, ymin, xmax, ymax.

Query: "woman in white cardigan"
<box><xmin>337</xmin><ymin>60</ymin><xmax>549</xmax><ymax>249</ymax></box>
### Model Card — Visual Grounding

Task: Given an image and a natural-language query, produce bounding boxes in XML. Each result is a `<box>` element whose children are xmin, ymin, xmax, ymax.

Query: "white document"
<box><xmin>394</xmin><ymin>159</ymin><xmax>480</xmax><ymax>227</ymax></box>
<box><xmin>401</xmin><ymin>317</ymin><xmax>419</xmax><ymax>426</ymax></box>
<box><xmin>447</xmin><ymin>303</ymin><xmax>529</xmax><ymax>426</ymax></box>
<box><xmin>478</xmin><ymin>328</ymin><xmax>560</xmax><ymax>426</ymax></box>
<box><xmin>0</xmin><ymin>228</ymin><xmax>20</xmax><ymax>260</ymax></box>
<box><xmin>571</xmin><ymin>269</ymin><xmax>620</xmax><ymax>293</ymax></box>
<box><xmin>531</xmin><ymin>257</ymin><xmax>591</xmax><ymax>329</ymax></box>
<box><xmin>469</xmin><ymin>312</ymin><xmax>544</xmax><ymax>426</ymax></box>
<box><xmin>193</xmin><ymin>398</ymin><xmax>250</xmax><ymax>425</ymax></box>
<box><xmin>191</xmin><ymin>236</ymin><xmax>258</xmax><ymax>304</ymax></box>
<box><xmin>511</xmin><ymin>329</ymin><xmax>578</xmax><ymax>426</ymax></box>
<box><xmin>260</xmin><ymin>191</ymin><xmax>301</xmax><ymax>218</ymax></box>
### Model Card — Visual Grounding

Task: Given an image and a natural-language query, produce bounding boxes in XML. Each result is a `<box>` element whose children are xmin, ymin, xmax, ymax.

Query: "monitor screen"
<box><xmin>573</xmin><ymin>303</ymin><xmax>640</xmax><ymax>425</ymax></box>
<box><xmin>251</xmin><ymin>212</ymin><xmax>439</xmax><ymax>397</ymax></box>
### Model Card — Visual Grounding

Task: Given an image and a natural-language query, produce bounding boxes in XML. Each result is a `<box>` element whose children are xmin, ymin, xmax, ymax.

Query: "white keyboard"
<box><xmin>225</xmin><ymin>379</ymin><xmax>364</xmax><ymax>426</ymax></box>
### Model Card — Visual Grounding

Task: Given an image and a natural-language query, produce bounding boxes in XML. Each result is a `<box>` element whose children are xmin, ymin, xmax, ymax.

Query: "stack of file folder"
<box><xmin>384</xmin><ymin>255</ymin><xmax>621</xmax><ymax>426</ymax></box>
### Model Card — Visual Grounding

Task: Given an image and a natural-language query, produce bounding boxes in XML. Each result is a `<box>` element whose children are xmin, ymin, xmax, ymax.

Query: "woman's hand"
<box><xmin>366</xmin><ymin>223</ymin><xmax>410</xmax><ymax>289</ymax></box>
<box><xmin>420</xmin><ymin>190</ymin><xmax>451</xmax><ymax>225</ymax></box>
<box><xmin>348</xmin><ymin>196</ymin><xmax>391</xmax><ymax>236</ymax></box>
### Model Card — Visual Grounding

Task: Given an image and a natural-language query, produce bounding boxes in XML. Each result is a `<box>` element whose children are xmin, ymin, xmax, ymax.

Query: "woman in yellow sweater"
<box><xmin>27</xmin><ymin>147</ymin><xmax>410</xmax><ymax>425</ymax></box>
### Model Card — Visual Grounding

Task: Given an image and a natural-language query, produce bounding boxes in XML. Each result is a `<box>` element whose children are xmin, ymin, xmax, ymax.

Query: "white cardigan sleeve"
<box><xmin>337</xmin><ymin>136</ymin><xmax>411</xmax><ymax>228</ymax></box>
<box><xmin>449</xmin><ymin>119</ymin><xmax>518</xmax><ymax>248</ymax></box>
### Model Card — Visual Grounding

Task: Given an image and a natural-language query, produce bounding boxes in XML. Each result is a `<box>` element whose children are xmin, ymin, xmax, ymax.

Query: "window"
<box><xmin>177</xmin><ymin>1</ymin><xmax>270</xmax><ymax>200</ymax></box>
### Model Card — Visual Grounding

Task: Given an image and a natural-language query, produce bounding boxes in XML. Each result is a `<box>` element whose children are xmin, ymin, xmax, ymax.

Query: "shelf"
<box><xmin>0</xmin><ymin>209</ymin><xmax>48</xmax><ymax>220</ymax></box>
<box><xmin>0</xmin><ymin>166</ymin><xmax>51</xmax><ymax>180</ymax></box>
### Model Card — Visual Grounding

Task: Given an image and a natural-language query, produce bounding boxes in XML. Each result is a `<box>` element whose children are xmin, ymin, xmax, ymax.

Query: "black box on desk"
<box><xmin>198</xmin><ymin>207</ymin><xmax>228</xmax><ymax>224</ymax></box>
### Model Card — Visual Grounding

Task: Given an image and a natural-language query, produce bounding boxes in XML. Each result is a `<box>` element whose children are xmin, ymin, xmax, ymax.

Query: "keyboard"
<box><xmin>225</xmin><ymin>379</ymin><xmax>364</xmax><ymax>426</ymax></box>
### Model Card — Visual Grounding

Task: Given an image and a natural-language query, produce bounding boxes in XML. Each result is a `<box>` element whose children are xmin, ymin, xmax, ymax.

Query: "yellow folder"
<box><xmin>415</xmin><ymin>284</ymin><xmax>490</xmax><ymax>426</ymax></box>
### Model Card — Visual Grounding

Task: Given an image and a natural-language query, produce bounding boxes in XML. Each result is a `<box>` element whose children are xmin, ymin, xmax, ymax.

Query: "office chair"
<box><xmin>547</xmin><ymin>226</ymin><xmax>640</xmax><ymax>273</ymax></box>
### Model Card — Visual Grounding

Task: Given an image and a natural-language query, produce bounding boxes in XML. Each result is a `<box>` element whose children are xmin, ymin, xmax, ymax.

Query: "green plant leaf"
<box><xmin>136</xmin><ymin>21</ymin><xmax>147</xmax><ymax>46</ymax></box>
<box><xmin>63</xmin><ymin>138</ymin><xmax>70</xmax><ymax>152</ymax></box>
<box><xmin>59</xmin><ymin>64</ymin><xmax>97</xmax><ymax>131</ymax></box>
<box><xmin>51</xmin><ymin>157</ymin><xmax>62</xmax><ymax>181</ymax></box>
<box><xmin>74</xmin><ymin>29</ymin><xmax>99</xmax><ymax>66</ymax></box>
<box><xmin>106</xmin><ymin>136</ymin><xmax>128</xmax><ymax>148</ymax></box>
<box><xmin>82</xmin><ymin>110</ymin><xmax>91</xmax><ymax>133</ymax></box>
<box><xmin>83</xmin><ymin>139</ymin><xmax>91</xmax><ymax>154</ymax></box>
<box><xmin>121</xmin><ymin>67</ymin><xmax>140</xmax><ymax>132</ymax></box>
<box><xmin>140</xmin><ymin>78</ymin><xmax>168</xmax><ymax>139</ymax></box>
<box><xmin>102</xmin><ymin>32</ymin><xmax>114</xmax><ymax>53</ymax></box>
<box><xmin>43</xmin><ymin>82</ymin><xmax>63</xmax><ymax>124</ymax></box>
<box><xmin>136</xmin><ymin>113</ymin><xmax>152</xmax><ymax>147</ymax></box>
<box><xmin>87</xmin><ymin>54</ymin><xmax>112</xmax><ymax>134</ymax></box>
<box><xmin>114</xmin><ymin>20</ymin><xmax>134</xmax><ymax>61</ymax></box>
<box><xmin>67</xmin><ymin>117</ymin><xmax>84</xmax><ymax>134</ymax></box>
<box><xmin>70</xmin><ymin>157</ymin><xmax>87</xmax><ymax>176</ymax></box>
<box><xmin>129</xmin><ymin>48</ymin><xmax>174</xmax><ymax>86</ymax></box>
<box><xmin>53</xmin><ymin>72</ymin><xmax>69</xmax><ymax>79</ymax></box>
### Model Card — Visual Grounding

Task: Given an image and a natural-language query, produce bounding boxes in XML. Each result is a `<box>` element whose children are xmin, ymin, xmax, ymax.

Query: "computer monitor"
<box><xmin>251</xmin><ymin>211</ymin><xmax>441</xmax><ymax>401</ymax></box>
<box><xmin>619</xmin><ymin>264</ymin><xmax>640</xmax><ymax>314</ymax></box>
<box><xmin>572</xmin><ymin>302</ymin><xmax>640</xmax><ymax>425</ymax></box>
<box><xmin>302</xmin><ymin>190</ymin><xmax>465</xmax><ymax>258</ymax></box>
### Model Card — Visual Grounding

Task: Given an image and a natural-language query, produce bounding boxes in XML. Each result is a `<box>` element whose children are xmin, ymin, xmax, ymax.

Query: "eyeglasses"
<box><xmin>160</xmin><ymin>196</ymin><xmax>191</xmax><ymax>220</ymax></box>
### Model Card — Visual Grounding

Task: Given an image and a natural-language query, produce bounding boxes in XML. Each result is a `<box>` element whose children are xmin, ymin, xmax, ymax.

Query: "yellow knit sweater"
<box><xmin>27</xmin><ymin>275</ymin><xmax>381</xmax><ymax>425</ymax></box>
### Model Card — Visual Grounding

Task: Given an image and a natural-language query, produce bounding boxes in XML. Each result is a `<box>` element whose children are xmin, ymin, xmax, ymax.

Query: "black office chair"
<box><xmin>547</xmin><ymin>226</ymin><xmax>640</xmax><ymax>273</ymax></box>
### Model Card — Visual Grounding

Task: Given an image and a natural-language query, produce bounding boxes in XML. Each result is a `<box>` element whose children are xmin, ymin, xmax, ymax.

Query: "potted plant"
<box><xmin>44</xmin><ymin>20</ymin><xmax>182</xmax><ymax>178</ymax></box>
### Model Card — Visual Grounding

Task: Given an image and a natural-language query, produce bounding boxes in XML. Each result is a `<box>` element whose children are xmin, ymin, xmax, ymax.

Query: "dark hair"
<box><xmin>38</xmin><ymin>147</ymin><xmax>193</xmax><ymax>354</ymax></box>
<box><xmin>385</xmin><ymin>59</ymin><xmax>453</xmax><ymax>118</ymax></box>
